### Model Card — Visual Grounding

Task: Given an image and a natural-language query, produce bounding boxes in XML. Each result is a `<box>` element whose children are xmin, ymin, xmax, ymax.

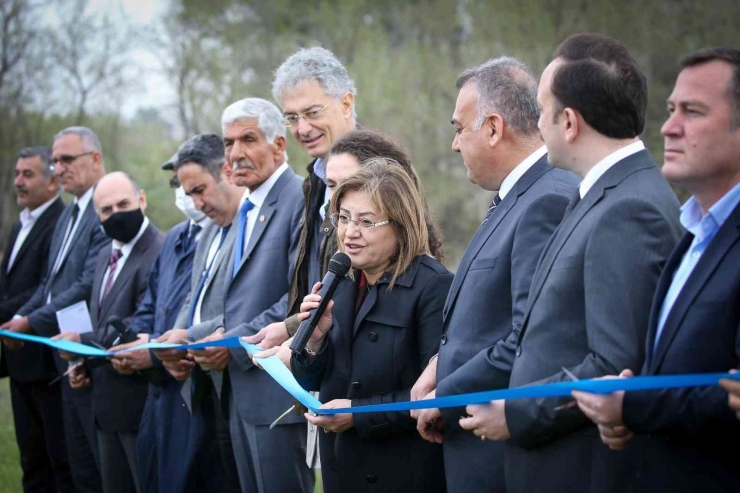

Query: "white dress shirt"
<box><xmin>193</xmin><ymin>224</ymin><xmax>228</xmax><ymax>325</ymax></box>
<box><xmin>6</xmin><ymin>195</ymin><xmax>59</xmax><ymax>272</ymax></box>
<box><xmin>239</xmin><ymin>162</ymin><xmax>289</xmax><ymax>254</ymax></box>
<box><xmin>498</xmin><ymin>146</ymin><xmax>547</xmax><ymax>200</ymax></box>
<box><xmin>579</xmin><ymin>140</ymin><xmax>645</xmax><ymax>199</ymax></box>
<box><xmin>98</xmin><ymin>216</ymin><xmax>150</xmax><ymax>303</ymax></box>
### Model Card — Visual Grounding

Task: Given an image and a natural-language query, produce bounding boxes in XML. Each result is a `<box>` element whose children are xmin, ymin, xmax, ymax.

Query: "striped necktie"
<box><xmin>483</xmin><ymin>193</ymin><xmax>502</xmax><ymax>223</ymax></box>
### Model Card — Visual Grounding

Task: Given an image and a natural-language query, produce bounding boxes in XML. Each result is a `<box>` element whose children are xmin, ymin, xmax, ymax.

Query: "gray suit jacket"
<box><xmin>505</xmin><ymin>150</ymin><xmax>683</xmax><ymax>493</ymax></box>
<box><xmin>222</xmin><ymin>167</ymin><xmax>305</xmax><ymax>426</ymax></box>
<box><xmin>434</xmin><ymin>156</ymin><xmax>577</xmax><ymax>492</ymax></box>
<box><xmin>83</xmin><ymin>223</ymin><xmax>164</xmax><ymax>432</ymax></box>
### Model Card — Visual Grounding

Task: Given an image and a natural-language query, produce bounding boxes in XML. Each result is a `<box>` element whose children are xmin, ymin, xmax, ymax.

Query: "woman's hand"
<box><xmin>251</xmin><ymin>337</ymin><xmax>292</xmax><ymax>370</ymax></box>
<box><xmin>298</xmin><ymin>282</ymin><xmax>334</xmax><ymax>352</ymax></box>
<box><xmin>305</xmin><ymin>399</ymin><xmax>354</xmax><ymax>433</ymax></box>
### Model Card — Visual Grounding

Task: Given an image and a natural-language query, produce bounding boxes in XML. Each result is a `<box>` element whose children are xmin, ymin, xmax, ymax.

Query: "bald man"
<box><xmin>60</xmin><ymin>172</ymin><xmax>164</xmax><ymax>493</ymax></box>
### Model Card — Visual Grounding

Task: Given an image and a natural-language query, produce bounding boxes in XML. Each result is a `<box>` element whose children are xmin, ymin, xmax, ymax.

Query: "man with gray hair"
<box><xmin>243</xmin><ymin>46</ymin><xmax>358</xmax><ymax>471</ymax></box>
<box><xmin>185</xmin><ymin>98</ymin><xmax>312</xmax><ymax>493</ymax></box>
<box><xmin>0</xmin><ymin>146</ymin><xmax>71</xmax><ymax>492</ymax></box>
<box><xmin>2</xmin><ymin>127</ymin><xmax>109</xmax><ymax>492</ymax></box>
<box><xmin>410</xmin><ymin>57</ymin><xmax>578</xmax><ymax>492</ymax></box>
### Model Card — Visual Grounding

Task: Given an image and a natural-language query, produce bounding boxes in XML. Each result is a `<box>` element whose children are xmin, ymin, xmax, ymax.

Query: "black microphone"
<box><xmin>108</xmin><ymin>315</ymin><xmax>136</xmax><ymax>346</ymax></box>
<box><xmin>289</xmin><ymin>252</ymin><xmax>351</xmax><ymax>355</ymax></box>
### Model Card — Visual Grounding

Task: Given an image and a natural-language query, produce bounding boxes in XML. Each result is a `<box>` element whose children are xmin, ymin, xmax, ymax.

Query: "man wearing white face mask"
<box><xmin>105</xmin><ymin>152</ymin><xmax>225</xmax><ymax>493</ymax></box>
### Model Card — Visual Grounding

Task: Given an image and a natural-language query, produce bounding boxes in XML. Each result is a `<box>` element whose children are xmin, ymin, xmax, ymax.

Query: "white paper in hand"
<box><xmin>56</xmin><ymin>301</ymin><xmax>93</xmax><ymax>334</ymax></box>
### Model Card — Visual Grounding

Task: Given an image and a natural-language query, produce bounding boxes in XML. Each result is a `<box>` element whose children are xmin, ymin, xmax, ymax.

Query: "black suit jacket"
<box><xmin>293</xmin><ymin>256</ymin><xmax>452</xmax><ymax>493</ymax></box>
<box><xmin>622</xmin><ymin>201</ymin><xmax>740</xmax><ymax>493</ymax></box>
<box><xmin>505</xmin><ymin>150</ymin><xmax>683</xmax><ymax>493</ymax></box>
<box><xmin>0</xmin><ymin>197</ymin><xmax>65</xmax><ymax>382</ymax></box>
<box><xmin>81</xmin><ymin>223</ymin><xmax>164</xmax><ymax>433</ymax></box>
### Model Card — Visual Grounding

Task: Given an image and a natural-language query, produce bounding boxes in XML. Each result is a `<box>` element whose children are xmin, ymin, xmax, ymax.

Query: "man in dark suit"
<box><xmin>459</xmin><ymin>33</ymin><xmax>683</xmax><ymax>493</ymax></box>
<box><xmin>190</xmin><ymin>98</ymin><xmax>312</xmax><ymax>493</ymax></box>
<box><xmin>156</xmin><ymin>134</ymin><xmax>246</xmax><ymax>493</ymax></box>
<box><xmin>2</xmin><ymin>127</ymin><xmax>108</xmax><ymax>493</ymax></box>
<box><xmin>573</xmin><ymin>47</ymin><xmax>740</xmax><ymax>493</ymax></box>
<box><xmin>61</xmin><ymin>171</ymin><xmax>164</xmax><ymax>493</ymax></box>
<box><xmin>410</xmin><ymin>57</ymin><xmax>578</xmax><ymax>492</ymax></box>
<box><xmin>0</xmin><ymin>146</ymin><xmax>72</xmax><ymax>493</ymax></box>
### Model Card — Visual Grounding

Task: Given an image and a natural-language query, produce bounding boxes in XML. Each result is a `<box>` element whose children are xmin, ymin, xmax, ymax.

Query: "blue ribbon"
<box><xmin>236</xmin><ymin>338</ymin><xmax>740</xmax><ymax>415</ymax></box>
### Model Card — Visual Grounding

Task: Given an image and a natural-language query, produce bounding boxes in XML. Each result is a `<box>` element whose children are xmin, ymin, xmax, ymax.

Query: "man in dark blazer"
<box><xmin>62</xmin><ymin>171</ymin><xmax>164</xmax><ymax>493</ymax></box>
<box><xmin>156</xmin><ymin>134</ymin><xmax>246</xmax><ymax>493</ymax></box>
<box><xmin>573</xmin><ymin>47</ymin><xmax>740</xmax><ymax>493</ymax></box>
<box><xmin>2</xmin><ymin>127</ymin><xmax>108</xmax><ymax>493</ymax></box>
<box><xmin>0</xmin><ymin>146</ymin><xmax>71</xmax><ymax>493</ymax></box>
<box><xmin>411</xmin><ymin>58</ymin><xmax>578</xmax><ymax>492</ymax></box>
<box><xmin>190</xmin><ymin>98</ymin><xmax>313</xmax><ymax>493</ymax></box>
<box><xmin>459</xmin><ymin>34</ymin><xmax>683</xmax><ymax>493</ymax></box>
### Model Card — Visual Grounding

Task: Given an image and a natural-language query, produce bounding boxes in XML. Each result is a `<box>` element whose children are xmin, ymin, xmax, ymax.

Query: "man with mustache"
<box><xmin>0</xmin><ymin>146</ymin><xmax>72</xmax><ymax>492</ymax></box>
<box><xmin>2</xmin><ymin>127</ymin><xmax>109</xmax><ymax>492</ymax></box>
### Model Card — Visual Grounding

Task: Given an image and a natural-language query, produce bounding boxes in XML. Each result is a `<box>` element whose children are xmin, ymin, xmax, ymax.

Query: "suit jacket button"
<box><xmin>368</xmin><ymin>332</ymin><xmax>378</xmax><ymax>342</ymax></box>
<box><xmin>366</xmin><ymin>474</ymin><xmax>377</xmax><ymax>483</ymax></box>
<box><xmin>440</xmin><ymin>334</ymin><xmax>447</xmax><ymax>345</ymax></box>
<box><xmin>352</xmin><ymin>381</ymin><xmax>361</xmax><ymax>390</ymax></box>
<box><xmin>515</xmin><ymin>346</ymin><xmax>522</xmax><ymax>357</ymax></box>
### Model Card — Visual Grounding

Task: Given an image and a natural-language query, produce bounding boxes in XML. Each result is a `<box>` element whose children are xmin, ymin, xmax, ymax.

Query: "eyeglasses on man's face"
<box><xmin>330</xmin><ymin>212</ymin><xmax>391</xmax><ymax>231</ymax></box>
<box><xmin>51</xmin><ymin>151</ymin><xmax>94</xmax><ymax>167</ymax></box>
<box><xmin>282</xmin><ymin>101</ymin><xmax>331</xmax><ymax>127</ymax></box>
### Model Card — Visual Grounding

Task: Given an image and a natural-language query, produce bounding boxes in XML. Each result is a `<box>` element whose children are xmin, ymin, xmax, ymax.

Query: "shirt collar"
<box><xmin>245</xmin><ymin>162</ymin><xmax>289</xmax><ymax>208</ymax></box>
<box><xmin>579</xmin><ymin>140</ymin><xmax>645</xmax><ymax>199</ymax></box>
<box><xmin>73</xmin><ymin>186</ymin><xmax>94</xmax><ymax>213</ymax></box>
<box><xmin>498</xmin><ymin>146</ymin><xmax>547</xmax><ymax>200</ymax></box>
<box><xmin>21</xmin><ymin>195</ymin><xmax>59</xmax><ymax>225</ymax></box>
<box><xmin>680</xmin><ymin>181</ymin><xmax>740</xmax><ymax>242</ymax></box>
<box><xmin>313</xmin><ymin>158</ymin><xmax>328</xmax><ymax>185</ymax></box>
<box><xmin>113</xmin><ymin>216</ymin><xmax>150</xmax><ymax>254</ymax></box>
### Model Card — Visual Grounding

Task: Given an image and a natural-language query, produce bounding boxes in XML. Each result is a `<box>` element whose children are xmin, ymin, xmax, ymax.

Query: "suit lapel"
<box><xmin>90</xmin><ymin>248</ymin><xmax>109</xmax><ymax>325</ymax></box>
<box><xmin>353</xmin><ymin>283</ymin><xmax>378</xmax><ymax>340</ymax></box>
<box><xmin>55</xmin><ymin>203</ymin><xmax>95</xmax><ymax>275</ymax></box>
<box><xmin>2</xmin><ymin>222</ymin><xmax>21</xmax><ymax>274</ymax></box>
<box><xmin>650</xmin><ymin>210</ymin><xmax>740</xmax><ymax>373</ymax></box>
<box><xmin>47</xmin><ymin>205</ymin><xmax>74</xmax><ymax>276</ymax></box>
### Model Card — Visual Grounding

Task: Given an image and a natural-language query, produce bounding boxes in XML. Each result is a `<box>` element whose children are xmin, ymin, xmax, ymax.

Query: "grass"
<box><xmin>0</xmin><ymin>378</ymin><xmax>22</xmax><ymax>493</ymax></box>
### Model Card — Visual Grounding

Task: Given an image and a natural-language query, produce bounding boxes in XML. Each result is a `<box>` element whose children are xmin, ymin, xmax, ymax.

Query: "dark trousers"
<box><xmin>9</xmin><ymin>378</ymin><xmax>74</xmax><ymax>493</ymax></box>
<box><xmin>443</xmin><ymin>427</ymin><xmax>506</xmax><ymax>493</ymax></box>
<box><xmin>213</xmin><ymin>377</ymin><xmax>241</xmax><ymax>493</ymax></box>
<box><xmin>61</xmin><ymin>384</ymin><xmax>102</xmax><ymax>493</ymax></box>
<box><xmin>98</xmin><ymin>429</ymin><xmax>140</xmax><ymax>493</ymax></box>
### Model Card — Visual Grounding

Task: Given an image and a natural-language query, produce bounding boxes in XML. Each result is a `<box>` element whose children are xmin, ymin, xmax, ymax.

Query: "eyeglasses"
<box><xmin>51</xmin><ymin>151</ymin><xmax>94</xmax><ymax>166</ymax></box>
<box><xmin>282</xmin><ymin>102</ymin><xmax>331</xmax><ymax>127</ymax></box>
<box><xmin>330</xmin><ymin>213</ymin><xmax>391</xmax><ymax>231</ymax></box>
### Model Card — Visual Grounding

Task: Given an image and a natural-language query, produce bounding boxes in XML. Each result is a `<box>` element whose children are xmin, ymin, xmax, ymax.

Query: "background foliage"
<box><xmin>0</xmin><ymin>0</ymin><xmax>738</xmax><ymax>489</ymax></box>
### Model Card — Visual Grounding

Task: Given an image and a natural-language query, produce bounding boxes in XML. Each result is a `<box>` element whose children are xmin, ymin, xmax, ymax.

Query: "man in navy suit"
<box><xmin>573</xmin><ymin>47</ymin><xmax>740</xmax><ymax>493</ymax></box>
<box><xmin>0</xmin><ymin>147</ymin><xmax>71</xmax><ymax>492</ymax></box>
<box><xmin>2</xmin><ymin>127</ymin><xmax>108</xmax><ymax>493</ymax></box>
<box><xmin>189</xmin><ymin>98</ymin><xmax>312</xmax><ymax>493</ymax></box>
<box><xmin>411</xmin><ymin>57</ymin><xmax>578</xmax><ymax>492</ymax></box>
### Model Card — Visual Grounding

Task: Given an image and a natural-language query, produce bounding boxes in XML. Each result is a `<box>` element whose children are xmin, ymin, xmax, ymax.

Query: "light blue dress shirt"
<box><xmin>654</xmin><ymin>182</ymin><xmax>740</xmax><ymax>349</ymax></box>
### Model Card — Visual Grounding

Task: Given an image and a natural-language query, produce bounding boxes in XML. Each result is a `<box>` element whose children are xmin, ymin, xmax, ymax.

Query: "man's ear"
<box><xmin>138</xmin><ymin>189</ymin><xmax>148</xmax><ymax>212</ymax></box>
<box><xmin>563</xmin><ymin>108</ymin><xmax>580</xmax><ymax>143</ymax></box>
<box><xmin>272</xmin><ymin>135</ymin><xmax>287</xmax><ymax>162</ymax></box>
<box><xmin>340</xmin><ymin>92</ymin><xmax>355</xmax><ymax>119</ymax></box>
<box><xmin>221</xmin><ymin>162</ymin><xmax>234</xmax><ymax>183</ymax></box>
<box><xmin>487</xmin><ymin>113</ymin><xmax>505</xmax><ymax>148</ymax></box>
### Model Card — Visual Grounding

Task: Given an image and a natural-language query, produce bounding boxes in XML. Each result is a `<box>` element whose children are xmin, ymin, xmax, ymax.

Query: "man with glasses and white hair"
<box><xmin>2</xmin><ymin>127</ymin><xmax>109</xmax><ymax>492</ymax></box>
<box><xmin>243</xmin><ymin>46</ymin><xmax>358</xmax><ymax>472</ymax></box>
<box><xmin>187</xmin><ymin>98</ymin><xmax>312</xmax><ymax>493</ymax></box>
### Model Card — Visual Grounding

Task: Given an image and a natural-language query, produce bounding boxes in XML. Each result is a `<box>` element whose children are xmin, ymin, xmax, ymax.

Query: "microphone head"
<box><xmin>107</xmin><ymin>315</ymin><xmax>126</xmax><ymax>334</ymax></box>
<box><xmin>328</xmin><ymin>252</ymin><xmax>352</xmax><ymax>277</ymax></box>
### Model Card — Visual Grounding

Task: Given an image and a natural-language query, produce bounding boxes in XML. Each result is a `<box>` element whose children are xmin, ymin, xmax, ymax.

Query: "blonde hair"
<box><xmin>330</xmin><ymin>158</ymin><xmax>430</xmax><ymax>289</ymax></box>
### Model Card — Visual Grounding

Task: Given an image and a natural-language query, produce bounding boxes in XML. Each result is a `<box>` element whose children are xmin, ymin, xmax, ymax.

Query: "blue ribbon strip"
<box><xmin>0</xmin><ymin>330</ymin><xmax>243</xmax><ymax>356</ymax></box>
<box><xmin>237</xmin><ymin>338</ymin><xmax>740</xmax><ymax>415</ymax></box>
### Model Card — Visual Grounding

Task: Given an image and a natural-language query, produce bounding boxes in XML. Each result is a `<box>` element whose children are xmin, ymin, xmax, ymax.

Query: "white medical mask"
<box><xmin>175</xmin><ymin>186</ymin><xmax>206</xmax><ymax>222</ymax></box>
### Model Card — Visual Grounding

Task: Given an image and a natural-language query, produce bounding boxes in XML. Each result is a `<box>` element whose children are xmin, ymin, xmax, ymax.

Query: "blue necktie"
<box><xmin>188</xmin><ymin>226</ymin><xmax>230</xmax><ymax>326</ymax></box>
<box><xmin>233</xmin><ymin>199</ymin><xmax>254</xmax><ymax>278</ymax></box>
<box><xmin>483</xmin><ymin>193</ymin><xmax>502</xmax><ymax>223</ymax></box>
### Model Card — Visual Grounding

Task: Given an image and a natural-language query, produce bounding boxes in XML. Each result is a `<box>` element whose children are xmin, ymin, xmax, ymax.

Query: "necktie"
<box><xmin>563</xmin><ymin>188</ymin><xmax>582</xmax><ymax>218</ymax></box>
<box><xmin>188</xmin><ymin>226</ymin><xmax>230</xmax><ymax>326</ymax></box>
<box><xmin>183</xmin><ymin>223</ymin><xmax>202</xmax><ymax>252</ymax></box>
<box><xmin>54</xmin><ymin>204</ymin><xmax>80</xmax><ymax>273</ymax></box>
<box><xmin>483</xmin><ymin>193</ymin><xmax>502</xmax><ymax>223</ymax></box>
<box><xmin>101</xmin><ymin>248</ymin><xmax>123</xmax><ymax>302</ymax></box>
<box><xmin>233</xmin><ymin>199</ymin><xmax>255</xmax><ymax>278</ymax></box>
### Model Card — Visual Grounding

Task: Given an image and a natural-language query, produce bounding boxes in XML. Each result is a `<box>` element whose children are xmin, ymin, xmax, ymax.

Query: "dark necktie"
<box><xmin>563</xmin><ymin>188</ymin><xmax>582</xmax><ymax>218</ymax></box>
<box><xmin>233</xmin><ymin>199</ymin><xmax>255</xmax><ymax>278</ymax></box>
<box><xmin>56</xmin><ymin>204</ymin><xmax>80</xmax><ymax>269</ymax></box>
<box><xmin>483</xmin><ymin>193</ymin><xmax>502</xmax><ymax>223</ymax></box>
<box><xmin>101</xmin><ymin>248</ymin><xmax>123</xmax><ymax>302</ymax></box>
<box><xmin>183</xmin><ymin>223</ymin><xmax>202</xmax><ymax>252</ymax></box>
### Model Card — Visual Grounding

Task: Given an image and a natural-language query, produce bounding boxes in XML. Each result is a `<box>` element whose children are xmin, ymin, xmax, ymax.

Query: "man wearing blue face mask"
<box><xmin>57</xmin><ymin>171</ymin><xmax>165</xmax><ymax>493</ymax></box>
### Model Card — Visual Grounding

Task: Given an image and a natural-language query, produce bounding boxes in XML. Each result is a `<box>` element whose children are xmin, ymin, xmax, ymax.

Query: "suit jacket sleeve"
<box><xmin>22</xmin><ymin>223</ymin><xmax>109</xmax><ymax>337</ymax></box>
<box><xmin>437</xmin><ymin>193</ymin><xmax>569</xmax><ymax>425</ymax></box>
<box><xmin>623</xmin><ymin>320</ymin><xmax>740</xmax><ymax>438</ymax></box>
<box><xmin>225</xmin><ymin>200</ymin><xmax>304</xmax><ymax>368</ymax></box>
<box><xmin>352</xmin><ymin>272</ymin><xmax>452</xmax><ymax>439</ymax></box>
<box><xmin>506</xmin><ymin>198</ymin><xmax>678</xmax><ymax>449</ymax></box>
